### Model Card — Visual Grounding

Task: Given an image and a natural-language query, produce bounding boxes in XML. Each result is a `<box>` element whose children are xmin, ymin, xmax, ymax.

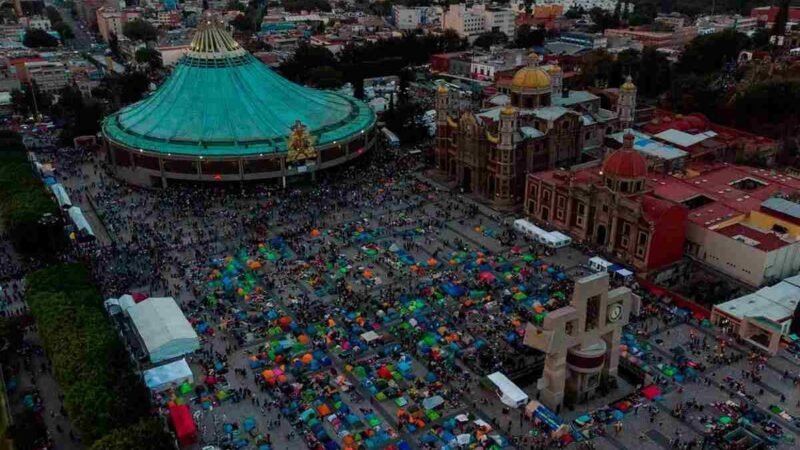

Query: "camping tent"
<box><xmin>487</xmin><ymin>372</ymin><xmax>528</xmax><ymax>408</ymax></box>
<box><xmin>50</xmin><ymin>183</ymin><xmax>72</xmax><ymax>208</ymax></box>
<box><xmin>143</xmin><ymin>358</ymin><xmax>194</xmax><ymax>392</ymax></box>
<box><xmin>127</xmin><ymin>297</ymin><xmax>200</xmax><ymax>363</ymax></box>
<box><xmin>169</xmin><ymin>404</ymin><xmax>197</xmax><ymax>447</ymax></box>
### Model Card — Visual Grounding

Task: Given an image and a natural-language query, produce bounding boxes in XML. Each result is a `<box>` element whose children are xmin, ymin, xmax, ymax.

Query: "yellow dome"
<box><xmin>547</xmin><ymin>63</ymin><xmax>561</xmax><ymax>73</ymax></box>
<box><xmin>436</xmin><ymin>84</ymin><xmax>449</xmax><ymax>94</ymax></box>
<box><xmin>621</xmin><ymin>76</ymin><xmax>636</xmax><ymax>92</ymax></box>
<box><xmin>501</xmin><ymin>105</ymin><xmax>516</xmax><ymax>115</ymax></box>
<box><xmin>511</xmin><ymin>67</ymin><xmax>551</xmax><ymax>90</ymax></box>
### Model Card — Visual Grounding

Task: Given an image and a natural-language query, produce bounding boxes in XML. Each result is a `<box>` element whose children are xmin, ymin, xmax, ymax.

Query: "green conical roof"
<box><xmin>102</xmin><ymin>18</ymin><xmax>374</xmax><ymax>157</ymax></box>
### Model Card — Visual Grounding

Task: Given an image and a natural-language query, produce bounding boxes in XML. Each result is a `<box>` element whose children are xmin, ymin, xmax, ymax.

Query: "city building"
<box><xmin>77</xmin><ymin>0</ymin><xmax>113</xmax><ymax>26</ymax></box>
<box><xmin>604</xmin><ymin>25</ymin><xmax>698</xmax><ymax>49</ymax></box>
<box><xmin>711</xmin><ymin>274</ymin><xmax>800</xmax><ymax>354</ymax></box>
<box><xmin>19</xmin><ymin>16</ymin><xmax>51</xmax><ymax>31</ymax></box>
<box><xmin>750</xmin><ymin>6</ymin><xmax>800</xmax><ymax>28</ymax></box>
<box><xmin>524</xmin><ymin>133</ymin><xmax>689</xmax><ymax>272</ymax></box>
<box><xmin>654</xmin><ymin>12</ymin><xmax>691</xmax><ymax>28</ymax></box>
<box><xmin>558</xmin><ymin>31</ymin><xmax>608</xmax><ymax>49</ymax></box>
<box><xmin>156</xmin><ymin>44</ymin><xmax>189</xmax><ymax>66</ymax></box>
<box><xmin>524</xmin><ymin>272</ymin><xmax>632</xmax><ymax>410</ymax></box>
<box><xmin>96</xmin><ymin>7</ymin><xmax>143</xmax><ymax>43</ymax></box>
<box><xmin>695</xmin><ymin>15</ymin><xmax>758</xmax><ymax>35</ymax></box>
<box><xmin>21</xmin><ymin>61</ymin><xmax>69</xmax><ymax>93</ymax></box>
<box><xmin>653</xmin><ymin>165</ymin><xmax>800</xmax><ymax>287</ymax></box>
<box><xmin>390</xmin><ymin>5</ymin><xmax>441</xmax><ymax>30</ymax></box>
<box><xmin>101</xmin><ymin>18</ymin><xmax>376</xmax><ymax>187</ymax></box>
<box><xmin>435</xmin><ymin>56</ymin><xmax>621</xmax><ymax>208</ymax></box>
<box><xmin>640</xmin><ymin>110</ymin><xmax>777</xmax><ymax>165</ymax></box>
<box><xmin>514</xmin><ymin>5</ymin><xmax>565</xmax><ymax>31</ymax></box>
<box><xmin>442</xmin><ymin>4</ymin><xmax>515</xmax><ymax>39</ymax></box>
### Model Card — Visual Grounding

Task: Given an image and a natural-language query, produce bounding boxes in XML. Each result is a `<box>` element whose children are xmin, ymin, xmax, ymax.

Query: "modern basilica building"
<box><xmin>102</xmin><ymin>17</ymin><xmax>376</xmax><ymax>187</ymax></box>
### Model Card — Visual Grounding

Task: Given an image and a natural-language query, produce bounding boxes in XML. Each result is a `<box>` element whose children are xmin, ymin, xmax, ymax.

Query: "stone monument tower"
<box><xmin>523</xmin><ymin>272</ymin><xmax>631</xmax><ymax>411</ymax></box>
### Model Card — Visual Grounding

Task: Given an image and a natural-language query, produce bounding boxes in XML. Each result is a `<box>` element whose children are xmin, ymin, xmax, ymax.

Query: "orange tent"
<box><xmin>311</xmin><ymin>229</ymin><xmax>321</xmax><ymax>237</ymax></box>
<box><xmin>301</xmin><ymin>353</ymin><xmax>314</xmax><ymax>364</ymax></box>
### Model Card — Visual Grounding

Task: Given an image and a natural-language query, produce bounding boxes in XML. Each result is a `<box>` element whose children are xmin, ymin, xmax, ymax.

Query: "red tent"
<box><xmin>640</xmin><ymin>385</ymin><xmax>662</xmax><ymax>401</ymax></box>
<box><xmin>169</xmin><ymin>404</ymin><xmax>197</xmax><ymax>447</ymax></box>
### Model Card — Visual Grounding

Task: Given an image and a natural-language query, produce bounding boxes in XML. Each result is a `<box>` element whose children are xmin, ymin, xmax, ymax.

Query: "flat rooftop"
<box><xmin>714</xmin><ymin>274</ymin><xmax>800</xmax><ymax>324</ymax></box>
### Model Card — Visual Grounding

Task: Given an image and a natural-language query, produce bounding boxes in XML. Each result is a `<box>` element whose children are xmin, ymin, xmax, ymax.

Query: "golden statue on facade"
<box><xmin>286</xmin><ymin>120</ymin><xmax>317</xmax><ymax>163</ymax></box>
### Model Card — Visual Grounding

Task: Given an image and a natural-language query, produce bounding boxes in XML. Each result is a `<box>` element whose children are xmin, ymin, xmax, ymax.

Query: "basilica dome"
<box><xmin>510</xmin><ymin>67</ymin><xmax>551</xmax><ymax>90</ymax></box>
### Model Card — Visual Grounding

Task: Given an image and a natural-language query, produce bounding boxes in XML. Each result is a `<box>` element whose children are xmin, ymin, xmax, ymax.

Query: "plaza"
<box><xmin>12</xmin><ymin>140</ymin><xmax>789</xmax><ymax>450</ymax></box>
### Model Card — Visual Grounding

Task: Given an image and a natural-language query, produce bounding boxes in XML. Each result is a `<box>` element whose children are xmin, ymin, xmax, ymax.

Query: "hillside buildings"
<box><xmin>442</xmin><ymin>4</ymin><xmax>515</xmax><ymax>39</ymax></box>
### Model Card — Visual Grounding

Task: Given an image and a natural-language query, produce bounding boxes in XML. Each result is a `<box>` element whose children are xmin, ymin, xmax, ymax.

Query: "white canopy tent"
<box><xmin>67</xmin><ymin>206</ymin><xmax>94</xmax><ymax>238</ymax></box>
<box><xmin>50</xmin><ymin>183</ymin><xmax>72</xmax><ymax>208</ymax></box>
<box><xmin>544</xmin><ymin>231</ymin><xmax>572</xmax><ymax>249</ymax></box>
<box><xmin>143</xmin><ymin>358</ymin><xmax>194</xmax><ymax>392</ymax></box>
<box><xmin>487</xmin><ymin>372</ymin><xmax>528</xmax><ymax>408</ymax></box>
<box><xmin>127</xmin><ymin>297</ymin><xmax>200</xmax><ymax>364</ymax></box>
<box><xmin>513</xmin><ymin>219</ymin><xmax>551</xmax><ymax>243</ymax></box>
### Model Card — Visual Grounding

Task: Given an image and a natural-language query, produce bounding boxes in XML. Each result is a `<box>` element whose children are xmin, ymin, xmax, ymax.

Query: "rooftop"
<box><xmin>716</xmin><ymin>223</ymin><xmax>793</xmax><ymax>251</ymax></box>
<box><xmin>650</xmin><ymin>165</ymin><xmax>800</xmax><ymax>227</ymax></box>
<box><xmin>714</xmin><ymin>274</ymin><xmax>800</xmax><ymax>324</ymax></box>
<box><xmin>102</xmin><ymin>17</ymin><xmax>374</xmax><ymax>157</ymax></box>
<box><xmin>609</xmin><ymin>130</ymin><xmax>687</xmax><ymax>161</ymax></box>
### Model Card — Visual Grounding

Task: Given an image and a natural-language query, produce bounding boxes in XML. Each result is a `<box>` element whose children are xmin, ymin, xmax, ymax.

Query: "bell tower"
<box><xmin>435</xmin><ymin>84</ymin><xmax>450</xmax><ymax>172</ymax></box>
<box><xmin>494</xmin><ymin>106</ymin><xmax>518</xmax><ymax>208</ymax></box>
<box><xmin>548</xmin><ymin>61</ymin><xmax>563</xmax><ymax>99</ymax></box>
<box><xmin>617</xmin><ymin>76</ymin><xmax>637</xmax><ymax>130</ymax></box>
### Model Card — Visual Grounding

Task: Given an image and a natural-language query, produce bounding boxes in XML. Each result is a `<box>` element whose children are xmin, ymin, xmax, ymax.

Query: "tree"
<box><xmin>89</xmin><ymin>419</ymin><xmax>175</xmax><ymax>450</ymax></box>
<box><xmin>512</xmin><ymin>24</ymin><xmax>545</xmax><ymax>49</ymax></box>
<box><xmin>284</xmin><ymin>0</ymin><xmax>331</xmax><ymax>12</ymax></box>
<box><xmin>23</xmin><ymin>29</ymin><xmax>58</xmax><ymax>48</ymax></box>
<box><xmin>628</xmin><ymin>2</ymin><xmax>657</xmax><ymax>26</ymax></box>
<box><xmin>10</xmin><ymin>87</ymin><xmax>52</xmax><ymax>117</ymax></box>
<box><xmin>637</xmin><ymin>47</ymin><xmax>671</xmax><ymax>98</ymax></box>
<box><xmin>677</xmin><ymin>29</ymin><xmax>750</xmax><ymax>75</ymax></box>
<box><xmin>53</xmin><ymin>85</ymin><xmax>105</xmax><ymax>145</ymax></box>
<box><xmin>226</xmin><ymin>0</ymin><xmax>247</xmax><ymax>11</ymax></box>
<box><xmin>6</xmin><ymin>411</ymin><xmax>49</xmax><ymax>450</ymax></box>
<box><xmin>279</xmin><ymin>42</ymin><xmax>338</xmax><ymax>83</ymax></box>
<box><xmin>588</xmin><ymin>7</ymin><xmax>619</xmax><ymax>32</ymax></box>
<box><xmin>473</xmin><ymin>31</ymin><xmax>507</xmax><ymax>49</ymax></box>
<box><xmin>53</xmin><ymin>21</ymin><xmax>74</xmax><ymax>40</ymax></box>
<box><xmin>122</xmin><ymin>19</ymin><xmax>158</xmax><ymax>42</ymax></box>
<box><xmin>575</xmin><ymin>50</ymin><xmax>615</xmax><ymax>87</ymax></box>
<box><xmin>771</xmin><ymin>0</ymin><xmax>791</xmax><ymax>37</ymax></box>
<box><xmin>564</xmin><ymin>6</ymin><xmax>584</xmax><ymax>19</ymax></box>
<box><xmin>25</xmin><ymin>265</ymin><xmax>153</xmax><ymax>444</ymax></box>
<box><xmin>733</xmin><ymin>79</ymin><xmax>800</xmax><ymax>156</ymax></box>
<box><xmin>305</xmin><ymin>65</ymin><xmax>343</xmax><ymax>88</ymax></box>
<box><xmin>134</xmin><ymin>47</ymin><xmax>162</xmax><ymax>70</ymax></box>
<box><xmin>230</xmin><ymin>13</ymin><xmax>254</xmax><ymax>32</ymax></box>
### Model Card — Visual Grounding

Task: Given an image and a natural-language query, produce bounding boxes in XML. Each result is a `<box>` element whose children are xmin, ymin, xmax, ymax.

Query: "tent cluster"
<box><xmin>206</xmin><ymin>250</ymin><xmax>264</xmax><ymax>303</ymax></box>
<box><xmin>418</xmin><ymin>415</ymin><xmax>508</xmax><ymax>449</ymax></box>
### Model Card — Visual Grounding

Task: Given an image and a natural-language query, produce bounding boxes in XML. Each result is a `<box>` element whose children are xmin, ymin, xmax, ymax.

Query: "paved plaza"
<box><xmin>7</xmin><ymin>147</ymin><xmax>800</xmax><ymax>450</ymax></box>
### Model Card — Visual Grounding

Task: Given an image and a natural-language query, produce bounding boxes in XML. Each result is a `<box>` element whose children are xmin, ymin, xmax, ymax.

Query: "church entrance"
<box><xmin>595</xmin><ymin>225</ymin><xmax>607</xmax><ymax>246</ymax></box>
<box><xmin>461</xmin><ymin>167</ymin><xmax>472</xmax><ymax>193</ymax></box>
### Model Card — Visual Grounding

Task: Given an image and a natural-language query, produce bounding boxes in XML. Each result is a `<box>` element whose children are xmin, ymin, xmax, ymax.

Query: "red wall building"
<box><xmin>524</xmin><ymin>133</ymin><xmax>688</xmax><ymax>272</ymax></box>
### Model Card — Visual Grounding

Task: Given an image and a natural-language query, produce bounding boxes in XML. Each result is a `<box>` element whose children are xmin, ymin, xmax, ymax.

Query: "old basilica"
<box><xmin>434</xmin><ymin>55</ymin><xmax>637</xmax><ymax>208</ymax></box>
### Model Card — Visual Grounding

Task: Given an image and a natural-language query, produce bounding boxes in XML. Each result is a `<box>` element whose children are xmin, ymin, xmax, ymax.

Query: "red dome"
<box><xmin>603</xmin><ymin>148</ymin><xmax>647</xmax><ymax>179</ymax></box>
